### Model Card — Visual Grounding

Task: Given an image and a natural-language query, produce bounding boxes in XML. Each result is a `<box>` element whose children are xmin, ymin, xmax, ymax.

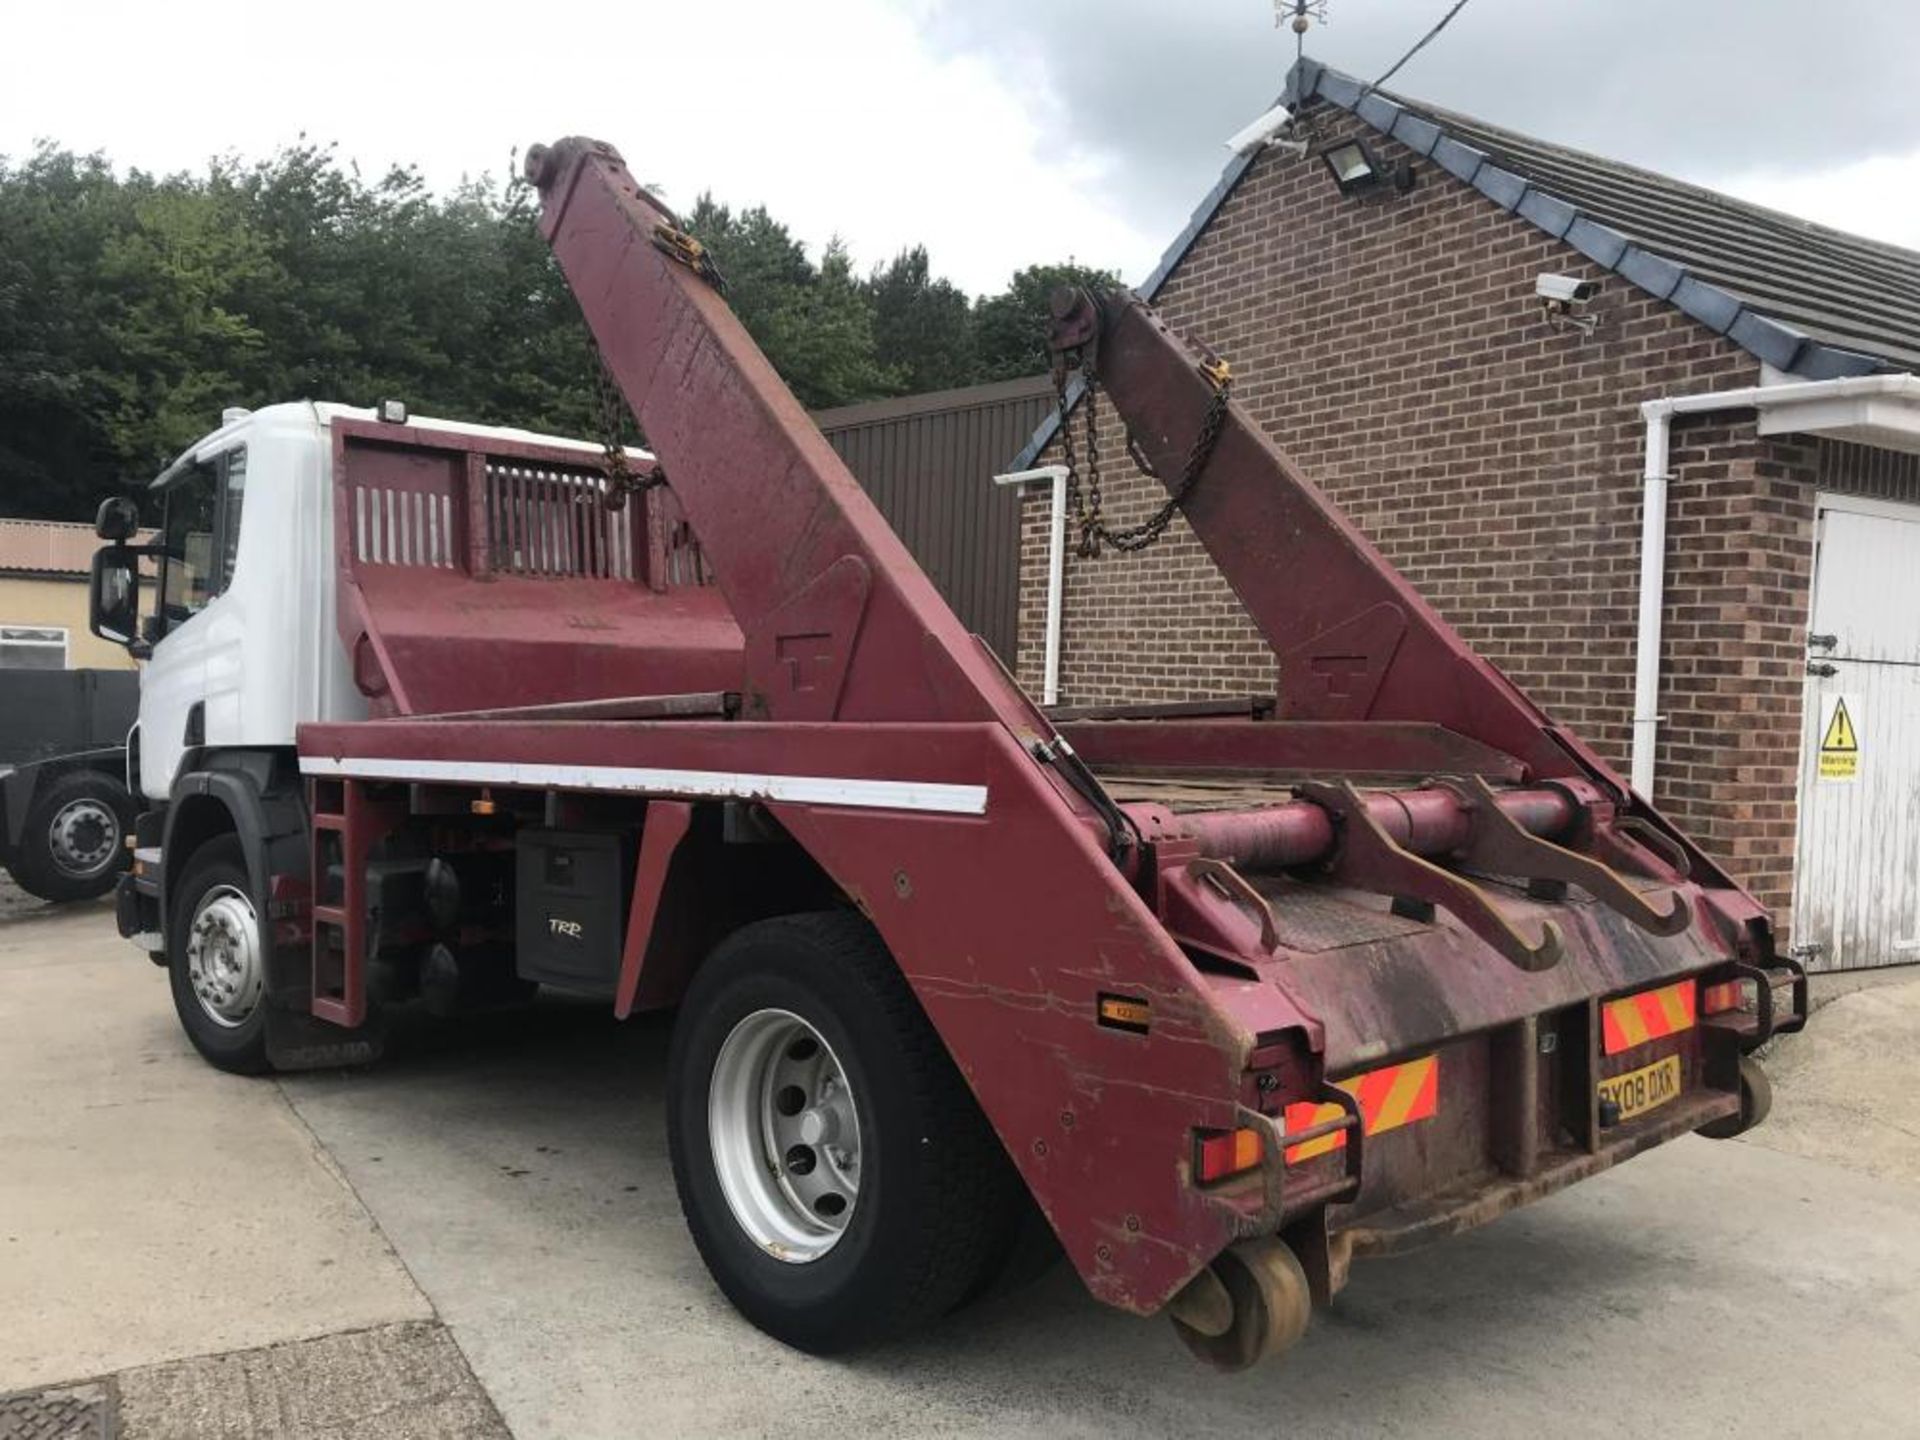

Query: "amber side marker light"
<box><xmin>1194</xmin><ymin>1127</ymin><xmax>1264</xmax><ymax>1184</ymax></box>
<box><xmin>1097</xmin><ymin>993</ymin><xmax>1151</xmax><ymax>1034</ymax></box>
<box><xmin>1701</xmin><ymin>979</ymin><xmax>1746</xmax><ymax>1014</ymax></box>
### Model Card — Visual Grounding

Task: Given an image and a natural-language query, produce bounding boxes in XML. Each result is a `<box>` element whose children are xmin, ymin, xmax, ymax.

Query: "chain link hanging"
<box><xmin>592</xmin><ymin>351</ymin><xmax>667</xmax><ymax>512</ymax></box>
<box><xmin>1054</xmin><ymin>359</ymin><xmax>1233</xmax><ymax>556</ymax></box>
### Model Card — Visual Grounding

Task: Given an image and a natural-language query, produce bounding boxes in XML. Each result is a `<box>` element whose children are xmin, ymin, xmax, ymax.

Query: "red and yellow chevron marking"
<box><xmin>1282</xmin><ymin>1054</ymin><xmax>1440</xmax><ymax>1164</ymax></box>
<box><xmin>1602</xmin><ymin>979</ymin><xmax>1696</xmax><ymax>1056</ymax></box>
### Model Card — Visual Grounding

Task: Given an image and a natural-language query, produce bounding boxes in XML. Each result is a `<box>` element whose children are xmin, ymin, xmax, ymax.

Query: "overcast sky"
<box><xmin>4</xmin><ymin>1</ymin><xmax>1918</xmax><ymax>295</ymax></box>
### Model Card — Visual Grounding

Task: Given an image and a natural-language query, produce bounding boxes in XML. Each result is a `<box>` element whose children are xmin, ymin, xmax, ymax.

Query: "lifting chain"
<box><xmin>588</xmin><ymin>218</ymin><xmax>729</xmax><ymax>511</ymax></box>
<box><xmin>1054</xmin><ymin>356</ymin><xmax>1233</xmax><ymax>556</ymax></box>
<box><xmin>593</xmin><ymin>351</ymin><xmax>666</xmax><ymax>512</ymax></box>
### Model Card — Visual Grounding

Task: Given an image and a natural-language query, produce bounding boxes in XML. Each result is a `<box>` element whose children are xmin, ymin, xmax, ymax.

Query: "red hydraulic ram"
<box><xmin>1172</xmin><ymin>785</ymin><xmax>1577</xmax><ymax>870</ymax></box>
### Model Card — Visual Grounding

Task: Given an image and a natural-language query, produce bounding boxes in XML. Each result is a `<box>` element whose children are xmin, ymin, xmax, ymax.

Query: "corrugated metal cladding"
<box><xmin>815</xmin><ymin>376</ymin><xmax>1055</xmax><ymax>665</ymax></box>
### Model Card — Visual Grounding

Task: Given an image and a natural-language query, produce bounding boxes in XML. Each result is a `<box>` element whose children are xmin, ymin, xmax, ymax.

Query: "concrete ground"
<box><xmin>0</xmin><ymin>891</ymin><xmax>506</xmax><ymax>1437</ymax></box>
<box><xmin>5</xmin><ymin>880</ymin><xmax>1919</xmax><ymax>1438</ymax></box>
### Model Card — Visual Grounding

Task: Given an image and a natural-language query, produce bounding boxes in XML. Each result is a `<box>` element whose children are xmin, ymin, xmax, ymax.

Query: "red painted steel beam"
<box><xmin>523</xmin><ymin>138</ymin><xmax>1045</xmax><ymax>735</ymax></box>
<box><xmin>1165</xmin><ymin>786</ymin><xmax>1576</xmax><ymax>871</ymax></box>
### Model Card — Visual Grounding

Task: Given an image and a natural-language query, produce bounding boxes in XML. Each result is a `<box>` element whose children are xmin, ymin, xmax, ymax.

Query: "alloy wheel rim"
<box><xmin>48</xmin><ymin>798</ymin><xmax>118</xmax><ymax>878</ymax></box>
<box><xmin>708</xmin><ymin>1008</ymin><xmax>862</xmax><ymax>1263</ymax></box>
<box><xmin>186</xmin><ymin>884</ymin><xmax>264</xmax><ymax>1028</ymax></box>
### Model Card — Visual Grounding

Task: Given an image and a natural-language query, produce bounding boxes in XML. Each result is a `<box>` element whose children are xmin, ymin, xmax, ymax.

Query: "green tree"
<box><xmin>0</xmin><ymin>142</ymin><xmax>1105</xmax><ymax>522</ymax></box>
<box><xmin>867</xmin><ymin>245</ymin><xmax>974</xmax><ymax>394</ymax></box>
<box><xmin>683</xmin><ymin>197</ymin><xmax>895</xmax><ymax>408</ymax></box>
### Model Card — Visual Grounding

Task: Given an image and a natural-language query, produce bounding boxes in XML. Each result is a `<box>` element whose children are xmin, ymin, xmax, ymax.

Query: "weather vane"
<box><xmin>1277</xmin><ymin>0</ymin><xmax>1328</xmax><ymax>58</ymax></box>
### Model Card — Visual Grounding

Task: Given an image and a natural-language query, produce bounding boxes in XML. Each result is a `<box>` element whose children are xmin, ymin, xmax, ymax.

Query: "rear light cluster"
<box><xmin>1194</xmin><ymin>1126</ymin><xmax>1264</xmax><ymax>1184</ymax></box>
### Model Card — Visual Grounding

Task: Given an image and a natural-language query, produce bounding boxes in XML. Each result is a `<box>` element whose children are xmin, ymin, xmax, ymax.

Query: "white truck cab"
<box><xmin>102</xmin><ymin>401</ymin><xmax>638</xmax><ymax>801</ymax></box>
<box><xmin>130</xmin><ymin>402</ymin><xmax>366</xmax><ymax>803</ymax></box>
<box><xmin>86</xmin><ymin>401</ymin><xmax>645</xmax><ymax>1053</ymax></box>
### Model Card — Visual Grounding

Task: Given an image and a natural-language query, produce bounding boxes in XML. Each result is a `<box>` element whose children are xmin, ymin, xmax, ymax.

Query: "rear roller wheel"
<box><xmin>1169</xmin><ymin>1237</ymin><xmax>1313</xmax><ymax>1371</ymax></box>
<box><xmin>1696</xmin><ymin>1055</ymin><xmax>1772</xmax><ymax>1140</ymax></box>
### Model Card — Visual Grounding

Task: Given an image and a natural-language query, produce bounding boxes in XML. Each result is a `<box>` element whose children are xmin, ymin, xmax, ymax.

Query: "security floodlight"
<box><xmin>1321</xmin><ymin>139</ymin><xmax>1381</xmax><ymax>194</ymax></box>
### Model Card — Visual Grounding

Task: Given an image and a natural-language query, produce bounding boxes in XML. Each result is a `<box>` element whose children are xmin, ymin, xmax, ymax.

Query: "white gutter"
<box><xmin>993</xmin><ymin>465</ymin><xmax>1070</xmax><ymax>706</ymax></box>
<box><xmin>1633</xmin><ymin>372</ymin><xmax>1920</xmax><ymax>798</ymax></box>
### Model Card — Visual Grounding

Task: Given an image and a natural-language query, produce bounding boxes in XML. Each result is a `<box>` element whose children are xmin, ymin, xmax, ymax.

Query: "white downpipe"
<box><xmin>1632</xmin><ymin>410</ymin><xmax>1671</xmax><ymax>799</ymax></box>
<box><xmin>993</xmin><ymin>464</ymin><xmax>1069</xmax><ymax>706</ymax></box>
<box><xmin>1632</xmin><ymin>372</ymin><xmax>1920</xmax><ymax>798</ymax></box>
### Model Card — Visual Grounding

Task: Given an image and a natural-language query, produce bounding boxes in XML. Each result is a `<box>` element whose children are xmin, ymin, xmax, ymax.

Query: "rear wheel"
<box><xmin>666</xmin><ymin>911</ymin><xmax>1024</xmax><ymax>1352</ymax></box>
<box><xmin>167</xmin><ymin>836</ymin><xmax>271</xmax><ymax>1074</ymax></box>
<box><xmin>9</xmin><ymin>770</ymin><xmax>134</xmax><ymax>903</ymax></box>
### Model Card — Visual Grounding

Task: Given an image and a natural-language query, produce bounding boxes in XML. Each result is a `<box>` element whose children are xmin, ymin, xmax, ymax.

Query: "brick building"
<box><xmin>1006</xmin><ymin>59</ymin><xmax>1920</xmax><ymax>968</ymax></box>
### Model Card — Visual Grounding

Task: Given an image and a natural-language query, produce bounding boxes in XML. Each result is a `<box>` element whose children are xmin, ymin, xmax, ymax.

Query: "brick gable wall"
<box><xmin>1015</xmin><ymin>107</ymin><xmax>1842</xmax><ymax>926</ymax></box>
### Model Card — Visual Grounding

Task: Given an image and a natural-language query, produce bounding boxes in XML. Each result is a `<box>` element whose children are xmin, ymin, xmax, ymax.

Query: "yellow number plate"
<box><xmin>1598</xmin><ymin>1054</ymin><xmax>1682</xmax><ymax>1122</ymax></box>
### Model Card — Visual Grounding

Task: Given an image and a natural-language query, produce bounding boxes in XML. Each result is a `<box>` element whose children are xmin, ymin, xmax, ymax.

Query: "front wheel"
<box><xmin>666</xmin><ymin>911</ymin><xmax>1024</xmax><ymax>1352</ymax></box>
<box><xmin>167</xmin><ymin>836</ymin><xmax>271</xmax><ymax>1074</ymax></box>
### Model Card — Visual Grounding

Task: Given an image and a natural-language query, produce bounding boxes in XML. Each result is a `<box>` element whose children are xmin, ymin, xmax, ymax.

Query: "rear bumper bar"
<box><xmin>1342</xmin><ymin>1086</ymin><xmax>1737</xmax><ymax>1259</ymax></box>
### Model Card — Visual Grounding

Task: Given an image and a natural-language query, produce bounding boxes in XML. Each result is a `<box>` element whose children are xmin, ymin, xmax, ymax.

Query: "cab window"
<box><xmin>158</xmin><ymin>446</ymin><xmax>247</xmax><ymax>628</ymax></box>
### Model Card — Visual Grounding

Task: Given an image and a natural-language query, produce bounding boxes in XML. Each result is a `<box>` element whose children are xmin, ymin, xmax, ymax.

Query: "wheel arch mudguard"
<box><xmin>164</xmin><ymin>748</ymin><xmax>376</xmax><ymax>1067</ymax></box>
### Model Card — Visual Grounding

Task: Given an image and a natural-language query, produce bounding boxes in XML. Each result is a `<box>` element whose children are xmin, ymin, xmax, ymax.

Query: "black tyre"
<box><xmin>9</xmin><ymin>769</ymin><xmax>134</xmax><ymax>903</ymax></box>
<box><xmin>1696</xmin><ymin>1055</ymin><xmax>1772</xmax><ymax>1140</ymax></box>
<box><xmin>167</xmin><ymin>836</ymin><xmax>271</xmax><ymax>1074</ymax></box>
<box><xmin>666</xmin><ymin>911</ymin><xmax>1024</xmax><ymax>1352</ymax></box>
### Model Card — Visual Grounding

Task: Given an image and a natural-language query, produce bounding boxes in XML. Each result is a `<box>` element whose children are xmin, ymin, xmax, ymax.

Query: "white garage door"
<box><xmin>1793</xmin><ymin>493</ymin><xmax>1920</xmax><ymax>971</ymax></box>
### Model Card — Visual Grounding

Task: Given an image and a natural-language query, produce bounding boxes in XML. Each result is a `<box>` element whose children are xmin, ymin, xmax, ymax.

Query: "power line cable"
<box><xmin>1360</xmin><ymin>0</ymin><xmax>1471</xmax><ymax>98</ymax></box>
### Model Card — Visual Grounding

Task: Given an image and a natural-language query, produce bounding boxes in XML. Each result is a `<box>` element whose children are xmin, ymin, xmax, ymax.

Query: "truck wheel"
<box><xmin>1696</xmin><ymin>1056</ymin><xmax>1772</xmax><ymax>1140</ymax></box>
<box><xmin>666</xmin><ymin>911</ymin><xmax>1023</xmax><ymax>1352</ymax></box>
<box><xmin>167</xmin><ymin>836</ymin><xmax>271</xmax><ymax>1074</ymax></box>
<box><xmin>9</xmin><ymin>770</ymin><xmax>134</xmax><ymax>903</ymax></box>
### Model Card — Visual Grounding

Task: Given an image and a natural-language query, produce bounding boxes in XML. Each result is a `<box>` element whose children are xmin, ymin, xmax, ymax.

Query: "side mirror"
<box><xmin>95</xmin><ymin>495</ymin><xmax>140</xmax><ymax>542</ymax></box>
<box><xmin>89</xmin><ymin>545</ymin><xmax>148</xmax><ymax>657</ymax></box>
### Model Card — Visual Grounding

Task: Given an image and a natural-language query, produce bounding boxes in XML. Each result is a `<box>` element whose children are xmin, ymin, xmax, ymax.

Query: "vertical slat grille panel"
<box><xmin>351</xmin><ymin>483</ymin><xmax>458</xmax><ymax>568</ymax></box>
<box><xmin>478</xmin><ymin>460</ymin><xmax>703</xmax><ymax>583</ymax></box>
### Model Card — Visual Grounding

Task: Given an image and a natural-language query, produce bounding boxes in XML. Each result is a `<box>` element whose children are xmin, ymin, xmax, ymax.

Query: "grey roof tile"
<box><xmin>1390</xmin><ymin>111</ymin><xmax>1444</xmax><ymax>157</ymax></box>
<box><xmin>1517</xmin><ymin>189</ymin><xmax>1578</xmax><ymax>238</ymax></box>
<box><xmin>1355</xmin><ymin>92</ymin><xmax>1402</xmax><ymax>132</ymax></box>
<box><xmin>1316</xmin><ymin>69</ymin><xmax>1364</xmax><ymax>108</ymax></box>
<box><xmin>1431</xmin><ymin>135</ymin><xmax>1487</xmax><ymax>183</ymax></box>
<box><xmin>1473</xmin><ymin>165</ymin><xmax>1528</xmax><ymax>211</ymax></box>
<box><xmin>1618</xmin><ymin>246</ymin><xmax>1688</xmax><ymax>300</ymax></box>
<box><xmin>1671</xmin><ymin>276</ymin><xmax>1744</xmax><ymax>334</ymax></box>
<box><xmin>1565</xmin><ymin>217</ymin><xmax>1630</xmax><ymax>268</ymax></box>
<box><xmin>1728</xmin><ymin>311</ymin><xmax>1807</xmax><ymax>370</ymax></box>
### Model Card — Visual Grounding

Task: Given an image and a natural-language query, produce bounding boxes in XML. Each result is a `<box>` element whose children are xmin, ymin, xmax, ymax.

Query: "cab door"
<box><xmin>139</xmin><ymin>444</ymin><xmax>246</xmax><ymax>801</ymax></box>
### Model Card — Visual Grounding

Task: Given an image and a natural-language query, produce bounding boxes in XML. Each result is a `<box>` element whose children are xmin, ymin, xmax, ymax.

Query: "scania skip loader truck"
<box><xmin>85</xmin><ymin>134</ymin><xmax>1803</xmax><ymax>1368</ymax></box>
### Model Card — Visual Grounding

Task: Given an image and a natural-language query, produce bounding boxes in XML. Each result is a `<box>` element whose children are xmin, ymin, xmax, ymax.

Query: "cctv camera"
<box><xmin>1225</xmin><ymin>102</ymin><xmax>1295</xmax><ymax>157</ymax></box>
<box><xmin>1535</xmin><ymin>273</ymin><xmax>1599</xmax><ymax>304</ymax></box>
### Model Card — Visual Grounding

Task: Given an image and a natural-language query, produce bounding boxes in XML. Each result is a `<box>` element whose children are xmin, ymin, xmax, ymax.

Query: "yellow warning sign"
<box><xmin>1818</xmin><ymin>694</ymin><xmax>1860</xmax><ymax>783</ymax></box>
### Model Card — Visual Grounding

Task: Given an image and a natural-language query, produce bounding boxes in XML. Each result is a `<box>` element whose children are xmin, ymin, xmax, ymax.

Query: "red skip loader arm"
<box><xmin>1052</xmin><ymin>290</ymin><xmax>1607</xmax><ymax>784</ymax></box>
<box><xmin>1049</xmin><ymin>289</ymin><xmax>1756</xmax><ymax>903</ymax></box>
<box><xmin>524</xmin><ymin>138</ymin><xmax>1043</xmax><ymax>734</ymax></box>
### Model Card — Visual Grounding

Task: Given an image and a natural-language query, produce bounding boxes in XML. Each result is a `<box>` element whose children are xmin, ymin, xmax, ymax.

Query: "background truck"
<box><xmin>0</xmin><ymin>667</ymin><xmax>138</xmax><ymax>902</ymax></box>
<box><xmin>86</xmin><ymin>133</ymin><xmax>1806</xmax><ymax>1368</ymax></box>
